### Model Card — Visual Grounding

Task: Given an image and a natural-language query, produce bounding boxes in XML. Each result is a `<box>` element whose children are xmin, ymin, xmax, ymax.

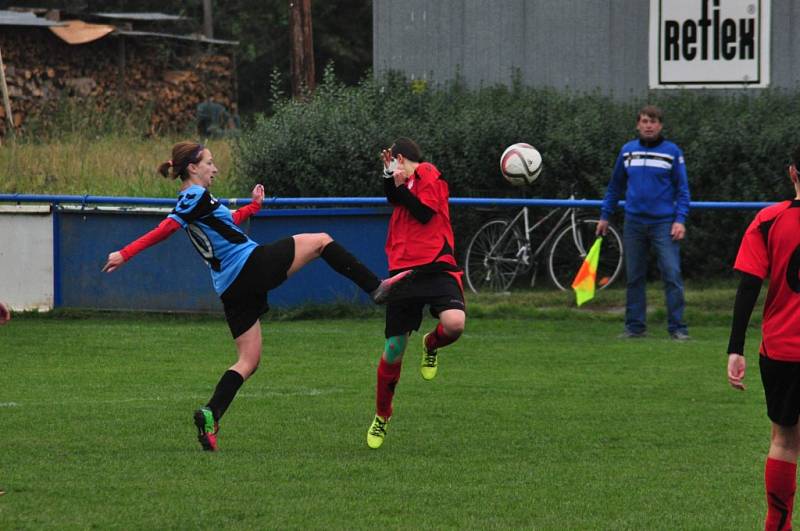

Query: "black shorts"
<box><xmin>384</xmin><ymin>271</ymin><xmax>465</xmax><ymax>338</ymax></box>
<box><xmin>760</xmin><ymin>354</ymin><xmax>800</xmax><ymax>426</ymax></box>
<box><xmin>221</xmin><ymin>238</ymin><xmax>295</xmax><ymax>339</ymax></box>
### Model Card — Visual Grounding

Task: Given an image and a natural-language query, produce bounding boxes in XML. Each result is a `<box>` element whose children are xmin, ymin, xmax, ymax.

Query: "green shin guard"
<box><xmin>383</xmin><ymin>335</ymin><xmax>408</xmax><ymax>363</ymax></box>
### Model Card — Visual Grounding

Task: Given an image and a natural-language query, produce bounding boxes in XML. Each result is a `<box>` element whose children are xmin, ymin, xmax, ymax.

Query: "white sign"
<box><xmin>649</xmin><ymin>0</ymin><xmax>770</xmax><ymax>88</ymax></box>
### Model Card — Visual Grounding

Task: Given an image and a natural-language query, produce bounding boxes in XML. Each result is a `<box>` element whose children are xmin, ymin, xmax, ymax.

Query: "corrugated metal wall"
<box><xmin>374</xmin><ymin>0</ymin><xmax>800</xmax><ymax>95</ymax></box>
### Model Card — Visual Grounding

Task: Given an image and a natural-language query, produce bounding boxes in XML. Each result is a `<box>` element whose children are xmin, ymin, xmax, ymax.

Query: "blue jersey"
<box><xmin>600</xmin><ymin>138</ymin><xmax>691</xmax><ymax>225</ymax></box>
<box><xmin>168</xmin><ymin>184</ymin><xmax>258</xmax><ymax>294</ymax></box>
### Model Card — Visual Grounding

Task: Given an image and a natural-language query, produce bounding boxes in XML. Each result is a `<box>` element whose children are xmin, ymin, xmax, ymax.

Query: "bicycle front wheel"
<box><xmin>465</xmin><ymin>219</ymin><xmax>526</xmax><ymax>294</ymax></box>
<box><xmin>547</xmin><ymin>218</ymin><xmax>623</xmax><ymax>291</ymax></box>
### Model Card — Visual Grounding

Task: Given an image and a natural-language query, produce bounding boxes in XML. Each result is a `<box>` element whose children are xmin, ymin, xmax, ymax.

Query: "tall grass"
<box><xmin>0</xmin><ymin>135</ymin><xmax>241</xmax><ymax>198</ymax></box>
<box><xmin>0</xmin><ymin>97</ymin><xmax>248</xmax><ymax>198</ymax></box>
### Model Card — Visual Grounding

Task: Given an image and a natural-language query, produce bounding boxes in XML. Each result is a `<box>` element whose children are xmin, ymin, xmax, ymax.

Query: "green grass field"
<box><xmin>0</xmin><ymin>305</ymin><xmax>770</xmax><ymax>529</ymax></box>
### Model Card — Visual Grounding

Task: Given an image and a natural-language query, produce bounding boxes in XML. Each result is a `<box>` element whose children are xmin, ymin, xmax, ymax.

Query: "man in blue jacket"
<box><xmin>596</xmin><ymin>105</ymin><xmax>691</xmax><ymax>340</ymax></box>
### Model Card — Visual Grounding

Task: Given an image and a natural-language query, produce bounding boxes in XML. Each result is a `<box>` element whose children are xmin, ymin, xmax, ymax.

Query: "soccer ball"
<box><xmin>500</xmin><ymin>143</ymin><xmax>543</xmax><ymax>186</ymax></box>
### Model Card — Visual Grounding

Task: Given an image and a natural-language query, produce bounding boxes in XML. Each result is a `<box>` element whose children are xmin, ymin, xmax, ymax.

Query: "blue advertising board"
<box><xmin>56</xmin><ymin>207</ymin><xmax>391</xmax><ymax>312</ymax></box>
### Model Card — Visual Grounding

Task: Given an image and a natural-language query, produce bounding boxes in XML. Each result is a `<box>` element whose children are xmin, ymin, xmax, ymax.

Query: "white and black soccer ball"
<box><xmin>500</xmin><ymin>143</ymin><xmax>543</xmax><ymax>186</ymax></box>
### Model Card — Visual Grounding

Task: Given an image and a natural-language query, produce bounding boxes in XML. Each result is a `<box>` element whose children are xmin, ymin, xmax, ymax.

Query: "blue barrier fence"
<box><xmin>0</xmin><ymin>194</ymin><xmax>774</xmax><ymax>312</ymax></box>
<box><xmin>52</xmin><ymin>206</ymin><xmax>392</xmax><ymax>311</ymax></box>
<box><xmin>0</xmin><ymin>194</ymin><xmax>777</xmax><ymax>210</ymax></box>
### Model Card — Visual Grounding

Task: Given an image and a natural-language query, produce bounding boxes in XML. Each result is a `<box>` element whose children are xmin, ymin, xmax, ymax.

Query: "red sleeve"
<box><xmin>119</xmin><ymin>217</ymin><xmax>181</xmax><ymax>261</ymax></box>
<box><xmin>232</xmin><ymin>201</ymin><xmax>261</xmax><ymax>225</ymax></box>
<box><xmin>413</xmin><ymin>163</ymin><xmax>442</xmax><ymax>211</ymax></box>
<box><xmin>734</xmin><ymin>208</ymin><xmax>773</xmax><ymax>279</ymax></box>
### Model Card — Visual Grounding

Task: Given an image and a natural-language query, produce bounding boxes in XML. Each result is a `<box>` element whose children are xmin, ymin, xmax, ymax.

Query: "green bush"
<box><xmin>236</xmin><ymin>69</ymin><xmax>800</xmax><ymax>278</ymax></box>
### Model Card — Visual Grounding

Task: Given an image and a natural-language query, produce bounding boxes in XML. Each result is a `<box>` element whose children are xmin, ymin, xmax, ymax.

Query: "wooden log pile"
<box><xmin>0</xmin><ymin>28</ymin><xmax>237</xmax><ymax>137</ymax></box>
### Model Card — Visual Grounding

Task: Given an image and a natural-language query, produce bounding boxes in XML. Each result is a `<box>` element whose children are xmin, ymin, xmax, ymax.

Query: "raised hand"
<box><xmin>381</xmin><ymin>148</ymin><xmax>393</xmax><ymax>169</ymax></box>
<box><xmin>251</xmin><ymin>184</ymin><xmax>265</xmax><ymax>206</ymax></box>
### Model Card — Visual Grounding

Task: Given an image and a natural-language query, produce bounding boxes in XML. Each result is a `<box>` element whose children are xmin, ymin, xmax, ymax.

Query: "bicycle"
<box><xmin>464</xmin><ymin>192</ymin><xmax>624</xmax><ymax>294</ymax></box>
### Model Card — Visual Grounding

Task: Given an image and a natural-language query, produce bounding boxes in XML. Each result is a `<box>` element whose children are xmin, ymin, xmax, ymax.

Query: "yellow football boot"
<box><xmin>420</xmin><ymin>333</ymin><xmax>438</xmax><ymax>380</ymax></box>
<box><xmin>366</xmin><ymin>415</ymin><xmax>389</xmax><ymax>449</ymax></box>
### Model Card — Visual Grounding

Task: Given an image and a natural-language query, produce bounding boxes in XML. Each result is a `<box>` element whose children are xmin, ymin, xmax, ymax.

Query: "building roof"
<box><xmin>0</xmin><ymin>10</ymin><xmax>64</xmax><ymax>27</ymax></box>
<box><xmin>91</xmin><ymin>12</ymin><xmax>189</xmax><ymax>22</ymax></box>
<box><xmin>0</xmin><ymin>9</ymin><xmax>236</xmax><ymax>46</ymax></box>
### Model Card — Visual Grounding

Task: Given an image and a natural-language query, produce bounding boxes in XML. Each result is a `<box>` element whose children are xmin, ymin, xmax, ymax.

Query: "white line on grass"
<box><xmin>1</xmin><ymin>387</ymin><xmax>341</xmax><ymax>407</ymax></box>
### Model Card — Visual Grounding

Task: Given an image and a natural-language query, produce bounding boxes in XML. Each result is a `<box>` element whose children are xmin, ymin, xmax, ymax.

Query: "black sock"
<box><xmin>206</xmin><ymin>370</ymin><xmax>245</xmax><ymax>422</ymax></box>
<box><xmin>320</xmin><ymin>241</ymin><xmax>380</xmax><ymax>293</ymax></box>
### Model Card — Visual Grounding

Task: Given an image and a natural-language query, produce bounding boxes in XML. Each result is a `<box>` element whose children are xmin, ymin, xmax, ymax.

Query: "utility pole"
<box><xmin>203</xmin><ymin>0</ymin><xmax>213</xmax><ymax>39</ymax></box>
<box><xmin>289</xmin><ymin>0</ymin><xmax>315</xmax><ymax>99</ymax></box>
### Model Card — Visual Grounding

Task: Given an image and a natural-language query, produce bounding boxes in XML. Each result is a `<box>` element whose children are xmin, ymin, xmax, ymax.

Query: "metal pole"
<box><xmin>203</xmin><ymin>0</ymin><xmax>214</xmax><ymax>39</ymax></box>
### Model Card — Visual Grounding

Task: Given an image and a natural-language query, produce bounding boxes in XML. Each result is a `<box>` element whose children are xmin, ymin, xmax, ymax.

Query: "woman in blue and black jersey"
<box><xmin>102</xmin><ymin>141</ymin><xmax>411</xmax><ymax>452</ymax></box>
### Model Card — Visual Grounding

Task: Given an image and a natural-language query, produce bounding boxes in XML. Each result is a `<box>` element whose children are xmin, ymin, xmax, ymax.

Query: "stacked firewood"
<box><xmin>0</xmin><ymin>28</ymin><xmax>236</xmax><ymax>137</ymax></box>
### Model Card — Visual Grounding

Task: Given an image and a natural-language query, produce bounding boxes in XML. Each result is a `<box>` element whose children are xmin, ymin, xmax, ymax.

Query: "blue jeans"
<box><xmin>623</xmin><ymin>219</ymin><xmax>687</xmax><ymax>335</ymax></box>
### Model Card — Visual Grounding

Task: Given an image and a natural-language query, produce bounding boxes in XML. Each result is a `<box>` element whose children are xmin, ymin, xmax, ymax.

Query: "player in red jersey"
<box><xmin>366</xmin><ymin>137</ymin><xmax>467</xmax><ymax>449</ymax></box>
<box><xmin>102</xmin><ymin>141</ymin><xmax>412</xmax><ymax>452</ymax></box>
<box><xmin>727</xmin><ymin>146</ymin><xmax>800</xmax><ymax>530</ymax></box>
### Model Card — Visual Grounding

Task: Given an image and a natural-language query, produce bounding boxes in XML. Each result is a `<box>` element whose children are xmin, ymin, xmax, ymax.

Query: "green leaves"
<box><xmin>235</xmin><ymin>73</ymin><xmax>800</xmax><ymax>278</ymax></box>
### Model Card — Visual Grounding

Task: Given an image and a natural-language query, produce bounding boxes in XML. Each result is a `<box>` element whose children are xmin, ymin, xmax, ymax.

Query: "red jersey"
<box><xmin>735</xmin><ymin>200</ymin><xmax>800</xmax><ymax>361</ymax></box>
<box><xmin>385</xmin><ymin>162</ymin><xmax>456</xmax><ymax>271</ymax></box>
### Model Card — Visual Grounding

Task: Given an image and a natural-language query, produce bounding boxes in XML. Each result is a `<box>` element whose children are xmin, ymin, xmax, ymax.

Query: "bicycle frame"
<box><xmin>499</xmin><ymin>197</ymin><xmax>582</xmax><ymax>256</ymax></box>
<box><xmin>484</xmin><ymin>194</ymin><xmax>589</xmax><ymax>286</ymax></box>
<box><xmin>467</xmin><ymin>190</ymin><xmax>622</xmax><ymax>293</ymax></box>
<box><xmin>524</xmin><ymin>205</ymin><xmax>577</xmax><ymax>262</ymax></box>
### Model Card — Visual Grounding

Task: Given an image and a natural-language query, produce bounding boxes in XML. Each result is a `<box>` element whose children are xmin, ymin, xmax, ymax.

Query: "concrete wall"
<box><xmin>0</xmin><ymin>205</ymin><xmax>54</xmax><ymax>311</ymax></box>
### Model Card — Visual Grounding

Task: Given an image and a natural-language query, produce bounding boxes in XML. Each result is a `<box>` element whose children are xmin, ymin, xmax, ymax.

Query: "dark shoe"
<box><xmin>618</xmin><ymin>330</ymin><xmax>646</xmax><ymax>339</ymax></box>
<box><xmin>194</xmin><ymin>407</ymin><xmax>219</xmax><ymax>451</ymax></box>
<box><xmin>371</xmin><ymin>269</ymin><xmax>414</xmax><ymax>304</ymax></box>
<box><xmin>670</xmin><ymin>331</ymin><xmax>691</xmax><ymax>341</ymax></box>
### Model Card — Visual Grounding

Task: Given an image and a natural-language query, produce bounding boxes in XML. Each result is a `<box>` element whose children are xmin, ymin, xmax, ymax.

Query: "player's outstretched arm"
<box><xmin>101</xmin><ymin>217</ymin><xmax>181</xmax><ymax>273</ymax></box>
<box><xmin>727</xmin><ymin>353</ymin><xmax>746</xmax><ymax>390</ymax></box>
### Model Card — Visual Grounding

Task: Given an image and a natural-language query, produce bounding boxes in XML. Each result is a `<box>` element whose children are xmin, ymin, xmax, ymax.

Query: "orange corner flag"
<box><xmin>571</xmin><ymin>237</ymin><xmax>602</xmax><ymax>307</ymax></box>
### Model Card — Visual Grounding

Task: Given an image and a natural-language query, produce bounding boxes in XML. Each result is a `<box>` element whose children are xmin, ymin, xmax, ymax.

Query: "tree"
<box><xmin>1</xmin><ymin>0</ymin><xmax>373</xmax><ymax>113</ymax></box>
<box><xmin>288</xmin><ymin>0</ymin><xmax>314</xmax><ymax>98</ymax></box>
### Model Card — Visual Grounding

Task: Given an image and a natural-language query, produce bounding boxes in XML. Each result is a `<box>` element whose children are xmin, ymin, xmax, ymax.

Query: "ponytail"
<box><xmin>157</xmin><ymin>160</ymin><xmax>174</xmax><ymax>179</ymax></box>
<box><xmin>158</xmin><ymin>142</ymin><xmax>204</xmax><ymax>180</ymax></box>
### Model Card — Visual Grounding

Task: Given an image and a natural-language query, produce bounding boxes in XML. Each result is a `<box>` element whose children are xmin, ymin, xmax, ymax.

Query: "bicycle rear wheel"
<box><xmin>465</xmin><ymin>219</ymin><xmax>526</xmax><ymax>293</ymax></box>
<box><xmin>547</xmin><ymin>218</ymin><xmax>623</xmax><ymax>291</ymax></box>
